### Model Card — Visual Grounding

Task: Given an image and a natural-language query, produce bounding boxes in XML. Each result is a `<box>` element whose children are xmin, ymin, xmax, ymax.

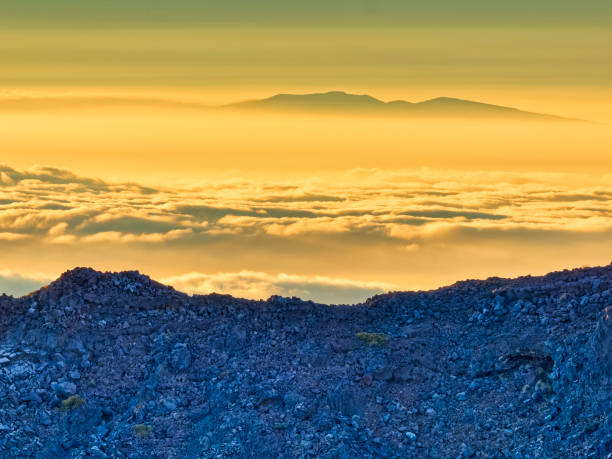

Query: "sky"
<box><xmin>3</xmin><ymin>1</ymin><xmax>612</xmax><ymax>27</ymax></box>
<box><xmin>0</xmin><ymin>2</ymin><xmax>611</xmax><ymax>302</ymax></box>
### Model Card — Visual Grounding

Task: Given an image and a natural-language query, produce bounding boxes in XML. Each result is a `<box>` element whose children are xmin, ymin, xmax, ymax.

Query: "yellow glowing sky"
<box><xmin>1</xmin><ymin>11</ymin><xmax>611</xmax><ymax>301</ymax></box>
<box><xmin>0</xmin><ymin>100</ymin><xmax>610</xmax><ymax>182</ymax></box>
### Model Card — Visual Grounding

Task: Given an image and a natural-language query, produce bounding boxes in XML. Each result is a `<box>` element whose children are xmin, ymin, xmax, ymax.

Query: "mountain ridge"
<box><xmin>226</xmin><ymin>90</ymin><xmax>578</xmax><ymax>121</ymax></box>
<box><xmin>11</xmin><ymin>262</ymin><xmax>612</xmax><ymax>305</ymax></box>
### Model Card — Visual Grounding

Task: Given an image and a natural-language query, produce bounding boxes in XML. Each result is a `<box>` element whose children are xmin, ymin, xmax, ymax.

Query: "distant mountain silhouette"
<box><xmin>225</xmin><ymin>91</ymin><xmax>574</xmax><ymax>120</ymax></box>
<box><xmin>0</xmin><ymin>91</ymin><xmax>580</xmax><ymax>121</ymax></box>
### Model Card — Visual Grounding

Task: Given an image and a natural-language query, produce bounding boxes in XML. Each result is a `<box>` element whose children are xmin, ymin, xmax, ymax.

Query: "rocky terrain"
<box><xmin>0</xmin><ymin>265</ymin><xmax>610</xmax><ymax>458</ymax></box>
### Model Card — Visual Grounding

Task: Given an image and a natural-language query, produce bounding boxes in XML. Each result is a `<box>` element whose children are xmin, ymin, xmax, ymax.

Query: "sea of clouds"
<box><xmin>1</xmin><ymin>165</ymin><xmax>611</xmax><ymax>302</ymax></box>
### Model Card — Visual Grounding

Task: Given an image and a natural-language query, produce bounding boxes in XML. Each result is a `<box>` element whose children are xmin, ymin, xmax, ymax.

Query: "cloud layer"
<box><xmin>2</xmin><ymin>164</ymin><xmax>611</xmax><ymax>244</ymax></box>
<box><xmin>161</xmin><ymin>271</ymin><xmax>393</xmax><ymax>305</ymax></box>
<box><xmin>1</xmin><ymin>164</ymin><xmax>612</xmax><ymax>302</ymax></box>
<box><xmin>0</xmin><ymin>269</ymin><xmax>52</xmax><ymax>297</ymax></box>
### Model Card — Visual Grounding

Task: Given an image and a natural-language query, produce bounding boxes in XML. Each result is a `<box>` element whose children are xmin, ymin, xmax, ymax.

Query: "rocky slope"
<box><xmin>0</xmin><ymin>265</ymin><xmax>610</xmax><ymax>458</ymax></box>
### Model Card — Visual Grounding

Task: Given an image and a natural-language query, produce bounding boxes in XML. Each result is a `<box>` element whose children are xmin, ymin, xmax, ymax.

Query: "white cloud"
<box><xmin>0</xmin><ymin>232</ymin><xmax>30</xmax><ymax>241</ymax></box>
<box><xmin>0</xmin><ymin>269</ymin><xmax>54</xmax><ymax>297</ymax></box>
<box><xmin>47</xmin><ymin>222</ymin><xmax>68</xmax><ymax>236</ymax></box>
<box><xmin>81</xmin><ymin>228</ymin><xmax>193</xmax><ymax>243</ymax></box>
<box><xmin>162</xmin><ymin>271</ymin><xmax>395</xmax><ymax>304</ymax></box>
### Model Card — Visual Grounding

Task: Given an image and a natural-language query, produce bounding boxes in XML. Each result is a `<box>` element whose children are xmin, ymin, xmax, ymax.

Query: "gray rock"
<box><xmin>461</xmin><ymin>443</ymin><xmax>476</xmax><ymax>457</ymax></box>
<box><xmin>161</xmin><ymin>397</ymin><xmax>181</xmax><ymax>411</ymax></box>
<box><xmin>327</xmin><ymin>385</ymin><xmax>363</xmax><ymax>417</ymax></box>
<box><xmin>392</xmin><ymin>366</ymin><xmax>413</xmax><ymax>382</ymax></box>
<box><xmin>39</xmin><ymin>411</ymin><xmax>52</xmax><ymax>426</ymax></box>
<box><xmin>227</xmin><ymin>325</ymin><xmax>248</xmax><ymax>350</ymax></box>
<box><xmin>294</xmin><ymin>401</ymin><xmax>317</xmax><ymax>421</ymax></box>
<box><xmin>23</xmin><ymin>391</ymin><xmax>42</xmax><ymax>404</ymax></box>
<box><xmin>283</xmin><ymin>391</ymin><xmax>301</xmax><ymax>410</ymax></box>
<box><xmin>51</xmin><ymin>381</ymin><xmax>77</xmax><ymax>396</ymax></box>
<box><xmin>169</xmin><ymin>343</ymin><xmax>191</xmax><ymax>371</ymax></box>
<box><xmin>89</xmin><ymin>446</ymin><xmax>107</xmax><ymax>458</ymax></box>
<box><xmin>68</xmin><ymin>405</ymin><xmax>103</xmax><ymax>436</ymax></box>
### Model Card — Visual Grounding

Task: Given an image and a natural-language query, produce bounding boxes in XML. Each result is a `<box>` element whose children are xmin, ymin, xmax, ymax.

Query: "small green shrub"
<box><xmin>133</xmin><ymin>424</ymin><xmax>153</xmax><ymax>438</ymax></box>
<box><xmin>60</xmin><ymin>395</ymin><xmax>85</xmax><ymax>411</ymax></box>
<box><xmin>356</xmin><ymin>332</ymin><xmax>391</xmax><ymax>347</ymax></box>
